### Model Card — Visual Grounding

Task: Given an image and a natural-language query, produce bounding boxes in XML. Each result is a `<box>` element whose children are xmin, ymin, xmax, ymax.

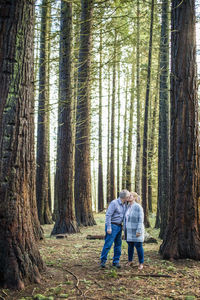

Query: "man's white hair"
<box><xmin>119</xmin><ymin>189</ymin><xmax>130</xmax><ymax>199</ymax></box>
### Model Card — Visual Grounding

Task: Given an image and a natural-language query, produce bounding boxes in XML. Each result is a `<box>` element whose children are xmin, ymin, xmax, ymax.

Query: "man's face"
<box><xmin>124</xmin><ymin>195</ymin><xmax>131</xmax><ymax>203</ymax></box>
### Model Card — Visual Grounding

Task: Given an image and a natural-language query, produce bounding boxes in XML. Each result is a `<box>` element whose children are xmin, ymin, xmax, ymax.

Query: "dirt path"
<box><xmin>2</xmin><ymin>213</ymin><xmax>200</xmax><ymax>300</ymax></box>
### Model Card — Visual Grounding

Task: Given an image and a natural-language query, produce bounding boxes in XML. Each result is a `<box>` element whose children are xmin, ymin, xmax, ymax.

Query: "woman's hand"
<box><xmin>107</xmin><ymin>229</ymin><xmax>112</xmax><ymax>234</ymax></box>
<box><xmin>136</xmin><ymin>232</ymin><xmax>141</xmax><ymax>237</ymax></box>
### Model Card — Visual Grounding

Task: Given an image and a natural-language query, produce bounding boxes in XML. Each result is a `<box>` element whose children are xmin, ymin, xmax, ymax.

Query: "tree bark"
<box><xmin>135</xmin><ymin>0</ymin><xmax>141</xmax><ymax>195</ymax></box>
<box><xmin>148</xmin><ymin>55</ymin><xmax>160</xmax><ymax>213</ymax></box>
<box><xmin>52</xmin><ymin>1</ymin><xmax>79</xmax><ymax>234</ymax></box>
<box><xmin>121</xmin><ymin>74</ymin><xmax>129</xmax><ymax>189</ymax></box>
<box><xmin>0</xmin><ymin>0</ymin><xmax>44</xmax><ymax>289</ymax></box>
<box><xmin>157</xmin><ymin>0</ymin><xmax>170</xmax><ymax>239</ymax></box>
<box><xmin>98</xmin><ymin>28</ymin><xmax>104</xmax><ymax>212</ymax></box>
<box><xmin>117</xmin><ymin>61</ymin><xmax>121</xmax><ymax>195</ymax></box>
<box><xmin>36</xmin><ymin>0</ymin><xmax>52</xmax><ymax>225</ymax></box>
<box><xmin>110</xmin><ymin>30</ymin><xmax>117</xmax><ymax>201</ymax></box>
<box><xmin>75</xmin><ymin>0</ymin><xmax>96</xmax><ymax>226</ymax></box>
<box><xmin>160</xmin><ymin>0</ymin><xmax>200</xmax><ymax>259</ymax></box>
<box><xmin>142</xmin><ymin>0</ymin><xmax>154</xmax><ymax>228</ymax></box>
<box><xmin>106</xmin><ymin>65</ymin><xmax>111</xmax><ymax>204</ymax></box>
<box><xmin>126</xmin><ymin>58</ymin><xmax>135</xmax><ymax>191</ymax></box>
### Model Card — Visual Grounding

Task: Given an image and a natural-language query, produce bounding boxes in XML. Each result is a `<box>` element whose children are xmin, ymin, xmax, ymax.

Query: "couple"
<box><xmin>100</xmin><ymin>189</ymin><xmax>144</xmax><ymax>270</ymax></box>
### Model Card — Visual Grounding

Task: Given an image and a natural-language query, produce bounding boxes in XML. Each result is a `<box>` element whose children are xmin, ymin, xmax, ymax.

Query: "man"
<box><xmin>100</xmin><ymin>189</ymin><xmax>130</xmax><ymax>268</ymax></box>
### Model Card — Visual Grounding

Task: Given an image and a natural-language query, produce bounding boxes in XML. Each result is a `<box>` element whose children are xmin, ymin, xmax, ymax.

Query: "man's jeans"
<box><xmin>127</xmin><ymin>241</ymin><xmax>144</xmax><ymax>263</ymax></box>
<box><xmin>101</xmin><ymin>224</ymin><xmax>122</xmax><ymax>264</ymax></box>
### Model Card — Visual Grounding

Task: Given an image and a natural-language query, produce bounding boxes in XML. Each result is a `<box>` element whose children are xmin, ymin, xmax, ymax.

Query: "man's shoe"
<box><xmin>100</xmin><ymin>261</ymin><xmax>106</xmax><ymax>268</ymax></box>
<box><xmin>112</xmin><ymin>262</ymin><xmax>121</xmax><ymax>269</ymax></box>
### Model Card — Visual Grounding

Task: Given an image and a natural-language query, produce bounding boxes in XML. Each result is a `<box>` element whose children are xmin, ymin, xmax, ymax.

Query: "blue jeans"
<box><xmin>127</xmin><ymin>241</ymin><xmax>144</xmax><ymax>264</ymax></box>
<box><xmin>101</xmin><ymin>224</ymin><xmax>122</xmax><ymax>264</ymax></box>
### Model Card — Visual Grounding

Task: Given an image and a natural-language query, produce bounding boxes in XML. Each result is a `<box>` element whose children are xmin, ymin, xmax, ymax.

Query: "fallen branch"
<box><xmin>64</xmin><ymin>268</ymin><xmax>83</xmax><ymax>297</ymax></box>
<box><xmin>129</xmin><ymin>273</ymin><xmax>172</xmax><ymax>278</ymax></box>
<box><xmin>53</xmin><ymin>264</ymin><xmax>85</xmax><ymax>298</ymax></box>
<box><xmin>86</xmin><ymin>235</ymin><xmax>157</xmax><ymax>243</ymax></box>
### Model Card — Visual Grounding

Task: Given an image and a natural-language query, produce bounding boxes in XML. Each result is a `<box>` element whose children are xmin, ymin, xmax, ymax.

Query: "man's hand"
<box><xmin>107</xmin><ymin>229</ymin><xmax>112</xmax><ymax>234</ymax></box>
<box><xmin>136</xmin><ymin>232</ymin><xmax>141</xmax><ymax>237</ymax></box>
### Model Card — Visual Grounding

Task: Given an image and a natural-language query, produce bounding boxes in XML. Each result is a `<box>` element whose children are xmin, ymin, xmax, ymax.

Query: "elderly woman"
<box><xmin>124</xmin><ymin>192</ymin><xmax>144</xmax><ymax>270</ymax></box>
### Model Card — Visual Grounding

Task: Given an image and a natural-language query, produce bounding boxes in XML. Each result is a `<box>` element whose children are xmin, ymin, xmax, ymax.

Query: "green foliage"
<box><xmin>59</xmin><ymin>295</ymin><xmax>69</xmax><ymax>299</ymax></box>
<box><xmin>33</xmin><ymin>295</ymin><xmax>54</xmax><ymax>300</ymax></box>
<box><xmin>166</xmin><ymin>266</ymin><xmax>176</xmax><ymax>272</ymax></box>
<box><xmin>106</xmin><ymin>268</ymin><xmax>118</xmax><ymax>278</ymax></box>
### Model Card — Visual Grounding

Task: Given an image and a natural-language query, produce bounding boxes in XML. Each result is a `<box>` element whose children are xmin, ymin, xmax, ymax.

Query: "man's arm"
<box><xmin>105</xmin><ymin>201</ymin><xmax>115</xmax><ymax>233</ymax></box>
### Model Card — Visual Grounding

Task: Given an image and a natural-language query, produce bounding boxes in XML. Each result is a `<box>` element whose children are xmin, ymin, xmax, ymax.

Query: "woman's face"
<box><xmin>129</xmin><ymin>194</ymin><xmax>135</xmax><ymax>203</ymax></box>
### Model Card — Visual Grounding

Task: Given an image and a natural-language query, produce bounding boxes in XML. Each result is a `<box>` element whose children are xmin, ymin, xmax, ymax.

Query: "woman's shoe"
<box><xmin>138</xmin><ymin>264</ymin><xmax>143</xmax><ymax>270</ymax></box>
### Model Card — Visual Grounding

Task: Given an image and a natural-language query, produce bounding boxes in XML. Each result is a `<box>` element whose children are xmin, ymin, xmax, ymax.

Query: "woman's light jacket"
<box><xmin>124</xmin><ymin>202</ymin><xmax>145</xmax><ymax>243</ymax></box>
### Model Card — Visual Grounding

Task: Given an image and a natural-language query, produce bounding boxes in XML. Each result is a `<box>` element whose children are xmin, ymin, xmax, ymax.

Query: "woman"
<box><xmin>125</xmin><ymin>192</ymin><xmax>144</xmax><ymax>270</ymax></box>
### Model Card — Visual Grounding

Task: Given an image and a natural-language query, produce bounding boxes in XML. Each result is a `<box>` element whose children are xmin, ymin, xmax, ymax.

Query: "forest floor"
<box><xmin>1</xmin><ymin>213</ymin><xmax>200</xmax><ymax>300</ymax></box>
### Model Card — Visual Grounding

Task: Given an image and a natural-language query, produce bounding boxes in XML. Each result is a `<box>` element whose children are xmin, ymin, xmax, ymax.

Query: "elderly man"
<box><xmin>100</xmin><ymin>189</ymin><xmax>130</xmax><ymax>268</ymax></box>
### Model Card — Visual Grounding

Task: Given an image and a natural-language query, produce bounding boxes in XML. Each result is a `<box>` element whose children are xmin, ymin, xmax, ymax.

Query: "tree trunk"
<box><xmin>142</xmin><ymin>0</ymin><xmax>154</xmax><ymax>228</ymax></box>
<box><xmin>157</xmin><ymin>0</ymin><xmax>170</xmax><ymax>239</ymax></box>
<box><xmin>126</xmin><ymin>58</ymin><xmax>135</xmax><ymax>191</ymax></box>
<box><xmin>121</xmin><ymin>74</ymin><xmax>129</xmax><ymax>189</ymax></box>
<box><xmin>75</xmin><ymin>0</ymin><xmax>96</xmax><ymax>226</ymax></box>
<box><xmin>106</xmin><ymin>65</ymin><xmax>111</xmax><ymax>204</ymax></box>
<box><xmin>117</xmin><ymin>61</ymin><xmax>121</xmax><ymax>195</ymax></box>
<box><xmin>135</xmin><ymin>0</ymin><xmax>141</xmax><ymax>195</ymax></box>
<box><xmin>0</xmin><ymin>0</ymin><xmax>44</xmax><ymax>289</ymax></box>
<box><xmin>160</xmin><ymin>0</ymin><xmax>200</xmax><ymax>259</ymax></box>
<box><xmin>110</xmin><ymin>30</ymin><xmax>117</xmax><ymax>201</ymax></box>
<box><xmin>98</xmin><ymin>28</ymin><xmax>104</xmax><ymax>212</ymax></box>
<box><xmin>36</xmin><ymin>0</ymin><xmax>52</xmax><ymax>225</ymax></box>
<box><xmin>52</xmin><ymin>1</ymin><xmax>79</xmax><ymax>235</ymax></box>
<box><xmin>148</xmin><ymin>55</ymin><xmax>160</xmax><ymax>213</ymax></box>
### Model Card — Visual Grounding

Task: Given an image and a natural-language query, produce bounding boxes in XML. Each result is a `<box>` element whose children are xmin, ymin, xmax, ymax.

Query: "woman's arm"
<box><xmin>136</xmin><ymin>205</ymin><xmax>144</xmax><ymax>235</ymax></box>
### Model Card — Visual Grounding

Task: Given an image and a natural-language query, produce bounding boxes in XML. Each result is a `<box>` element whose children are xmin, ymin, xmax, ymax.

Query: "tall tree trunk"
<box><xmin>122</xmin><ymin>74</ymin><xmax>129</xmax><ymax>189</ymax></box>
<box><xmin>51</xmin><ymin>1</ymin><xmax>79</xmax><ymax>235</ymax></box>
<box><xmin>135</xmin><ymin>0</ymin><xmax>141</xmax><ymax>195</ymax></box>
<box><xmin>36</xmin><ymin>0</ymin><xmax>52</xmax><ymax>225</ymax></box>
<box><xmin>126</xmin><ymin>58</ymin><xmax>135</xmax><ymax>191</ymax></box>
<box><xmin>75</xmin><ymin>0</ymin><xmax>96</xmax><ymax>226</ymax></box>
<box><xmin>142</xmin><ymin>0</ymin><xmax>154</xmax><ymax>228</ymax></box>
<box><xmin>157</xmin><ymin>0</ymin><xmax>170</xmax><ymax>239</ymax></box>
<box><xmin>106</xmin><ymin>65</ymin><xmax>111</xmax><ymax>204</ymax></box>
<box><xmin>148</xmin><ymin>56</ymin><xmax>160</xmax><ymax>213</ymax></box>
<box><xmin>47</xmin><ymin>8</ymin><xmax>52</xmax><ymax>214</ymax></box>
<box><xmin>0</xmin><ymin>0</ymin><xmax>44</xmax><ymax>289</ymax></box>
<box><xmin>117</xmin><ymin>61</ymin><xmax>121</xmax><ymax>195</ymax></box>
<box><xmin>160</xmin><ymin>0</ymin><xmax>200</xmax><ymax>259</ymax></box>
<box><xmin>110</xmin><ymin>30</ymin><xmax>117</xmax><ymax>201</ymax></box>
<box><xmin>98</xmin><ymin>28</ymin><xmax>104</xmax><ymax>212</ymax></box>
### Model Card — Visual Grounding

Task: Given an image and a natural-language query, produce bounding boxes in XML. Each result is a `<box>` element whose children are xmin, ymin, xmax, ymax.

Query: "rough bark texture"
<box><xmin>0</xmin><ymin>0</ymin><xmax>44</xmax><ymax>289</ymax></box>
<box><xmin>98</xmin><ymin>28</ymin><xmax>104</xmax><ymax>212</ymax></box>
<box><xmin>52</xmin><ymin>1</ymin><xmax>79</xmax><ymax>235</ymax></box>
<box><xmin>117</xmin><ymin>61</ymin><xmax>121</xmax><ymax>195</ymax></box>
<box><xmin>110</xmin><ymin>30</ymin><xmax>117</xmax><ymax>201</ymax></box>
<box><xmin>160</xmin><ymin>0</ymin><xmax>200</xmax><ymax>259</ymax></box>
<box><xmin>121</xmin><ymin>75</ymin><xmax>129</xmax><ymax>189</ymax></box>
<box><xmin>75</xmin><ymin>0</ymin><xmax>96</xmax><ymax>226</ymax></box>
<box><xmin>148</xmin><ymin>58</ymin><xmax>160</xmax><ymax>213</ymax></box>
<box><xmin>36</xmin><ymin>0</ymin><xmax>52</xmax><ymax>225</ymax></box>
<box><xmin>106</xmin><ymin>65</ymin><xmax>111</xmax><ymax>204</ymax></box>
<box><xmin>157</xmin><ymin>0</ymin><xmax>170</xmax><ymax>239</ymax></box>
<box><xmin>142</xmin><ymin>0</ymin><xmax>154</xmax><ymax>228</ymax></box>
<box><xmin>126</xmin><ymin>60</ymin><xmax>135</xmax><ymax>191</ymax></box>
<box><xmin>135</xmin><ymin>0</ymin><xmax>141</xmax><ymax>195</ymax></box>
